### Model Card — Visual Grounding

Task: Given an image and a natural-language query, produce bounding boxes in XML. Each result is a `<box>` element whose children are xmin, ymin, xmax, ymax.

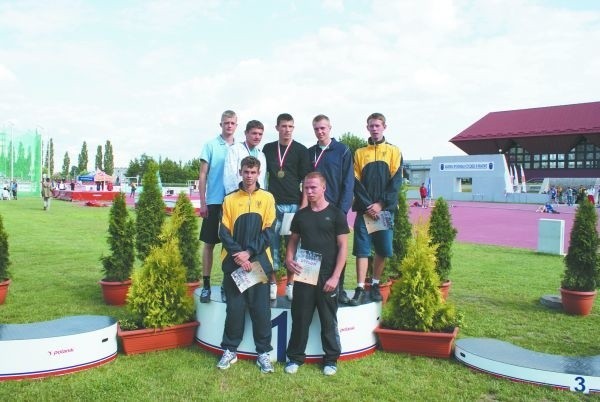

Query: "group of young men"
<box><xmin>198</xmin><ymin>111</ymin><xmax>403</xmax><ymax>375</ymax></box>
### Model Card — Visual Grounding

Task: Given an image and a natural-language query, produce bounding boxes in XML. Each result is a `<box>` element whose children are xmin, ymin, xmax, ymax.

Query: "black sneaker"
<box><xmin>348</xmin><ymin>287</ymin><xmax>365</xmax><ymax>306</ymax></box>
<box><xmin>200</xmin><ymin>287</ymin><xmax>211</xmax><ymax>303</ymax></box>
<box><xmin>338</xmin><ymin>290</ymin><xmax>350</xmax><ymax>304</ymax></box>
<box><xmin>370</xmin><ymin>283</ymin><xmax>382</xmax><ymax>302</ymax></box>
<box><xmin>221</xmin><ymin>286</ymin><xmax>226</xmax><ymax>303</ymax></box>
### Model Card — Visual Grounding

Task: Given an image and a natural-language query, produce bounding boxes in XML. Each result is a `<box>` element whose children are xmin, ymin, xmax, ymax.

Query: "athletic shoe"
<box><xmin>284</xmin><ymin>362</ymin><xmax>300</xmax><ymax>374</ymax></box>
<box><xmin>338</xmin><ymin>290</ymin><xmax>350</xmax><ymax>304</ymax></box>
<box><xmin>286</xmin><ymin>283</ymin><xmax>293</xmax><ymax>301</ymax></box>
<box><xmin>270</xmin><ymin>283</ymin><xmax>277</xmax><ymax>301</ymax></box>
<box><xmin>370</xmin><ymin>283</ymin><xmax>383</xmax><ymax>302</ymax></box>
<box><xmin>347</xmin><ymin>287</ymin><xmax>365</xmax><ymax>306</ymax></box>
<box><xmin>221</xmin><ymin>286</ymin><xmax>226</xmax><ymax>303</ymax></box>
<box><xmin>200</xmin><ymin>287</ymin><xmax>211</xmax><ymax>303</ymax></box>
<box><xmin>217</xmin><ymin>350</ymin><xmax>237</xmax><ymax>370</ymax></box>
<box><xmin>256</xmin><ymin>353</ymin><xmax>274</xmax><ymax>373</ymax></box>
<box><xmin>323</xmin><ymin>365</ymin><xmax>337</xmax><ymax>376</ymax></box>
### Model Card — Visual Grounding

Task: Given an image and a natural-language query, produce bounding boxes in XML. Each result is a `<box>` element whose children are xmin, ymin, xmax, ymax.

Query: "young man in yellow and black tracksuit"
<box><xmin>349</xmin><ymin>112</ymin><xmax>403</xmax><ymax>306</ymax></box>
<box><xmin>217</xmin><ymin>155</ymin><xmax>277</xmax><ymax>373</ymax></box>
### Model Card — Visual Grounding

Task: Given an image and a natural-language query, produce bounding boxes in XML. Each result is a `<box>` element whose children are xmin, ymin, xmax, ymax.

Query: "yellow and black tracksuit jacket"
<box><xmin>219</xmin><ymin>184</ymin><xmax>276</xmax><ymax>275</ymax></box>
<box><xmin>352</xmin><ymin>137</ymin><xmax>403</xmax><ymax>214</ymax></box>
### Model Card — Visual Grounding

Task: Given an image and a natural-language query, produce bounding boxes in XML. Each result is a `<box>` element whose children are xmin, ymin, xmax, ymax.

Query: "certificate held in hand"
<box><xmin>230</xmin><ymin>261</ymin><xmax>268</xmax><ymax>293</ymax></box>
<box><xmin>294</xmin><ymin>248</ymin><xmax>322</xmax><ymax>286</ymax></box>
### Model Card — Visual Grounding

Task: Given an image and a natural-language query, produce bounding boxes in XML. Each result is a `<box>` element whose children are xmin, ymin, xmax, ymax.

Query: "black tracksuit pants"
<box><xmin>221</xmin><ymin>274</ymin><xmax>273</xmax><ymax>354</ymax></box>
<box><xmin>286</xmin><ymin>277</ymin><xmax>341</xmax><ymax>366</ymax></box>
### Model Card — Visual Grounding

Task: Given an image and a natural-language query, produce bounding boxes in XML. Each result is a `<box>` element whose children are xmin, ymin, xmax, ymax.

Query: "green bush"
<box><xmin>172</xmin><ymin>192</ymin><xmax>200</xmax><ymax>282</ymax></box>
<box><xmin>382</xmin><ymin>221</ymin><xmax>462</xmax><ymax>332</ymax></box>
<box><xmin>562</xmin><ymin>200</ymin><xmax>600</xmax><ymax>291</ymax></box>
<box><xmin>0</xmin><ymin>213</ymin><xmax>10</xmax><ymax>280</ymax></box>
<box><xmin>100</xmin><ymin>192</ymin><xmax>135</xmax><ymax>282</ymax></box>
<box><xmin>127</xmin><ymin>216</ymin><xmax>194</xmax><ymax>329</ymax></box>
<box><xmin>135</xmin><ymin>160</ymin><xmax>165</xmax><ymax>261</ymax></box>
<box><xmin>385</xmin><ymin>185</ymin><xmax>411</xmax><ymax>280</ymax></box>
<box><xmin>428</xmin><ymin>197</ymin><xmax>457</xmax><ymax>283</ymax></box>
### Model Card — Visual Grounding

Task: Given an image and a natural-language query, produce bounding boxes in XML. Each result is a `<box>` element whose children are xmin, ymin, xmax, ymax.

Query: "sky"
<box><xmin>1</xmin><ymin>0</ymin><xmax>599</xmax><ymax>168</ymax></box>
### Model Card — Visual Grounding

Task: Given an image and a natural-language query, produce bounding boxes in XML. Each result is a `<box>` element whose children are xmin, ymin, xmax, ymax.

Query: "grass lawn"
<box><xmin>0</xmin><ymin>197</ymin><xmax>598</xmax><ymax>401</ymax></box>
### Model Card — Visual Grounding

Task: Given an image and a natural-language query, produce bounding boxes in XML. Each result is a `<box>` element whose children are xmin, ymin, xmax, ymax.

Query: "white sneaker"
<box><xmin>217</xmin><ymin>350</ymin><xmax>237</xmax><ymax>370</ymax></box>
<box><xmin>270</xmin><ymin>283</ymin><xmax>277</xmax><ymax>301</ymax></box>
<box><xmin>286</xmin><ymin>283</ymin><xmax>293</xmax><ymax>301</ymax></box>
<box><xmin>284</xmin><ymin>362</ymin><xmax>299</xmax><ymax>374</ymax></box>
<box><xmin>323</xmin><ymin>365</ymin><xmax>337</xmax><ymax>376</ymax></box>
<box><xmin>256</xmin><ymin>353</ymin><xmax>275</xmax><ymax>373</ymax></box>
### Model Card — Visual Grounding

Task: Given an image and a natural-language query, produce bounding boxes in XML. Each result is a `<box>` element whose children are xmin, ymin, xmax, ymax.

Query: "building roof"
<box><xmin>450</xmin><ymin>101</ymin><xmax>600</xmax><ymax>154</ymax></box>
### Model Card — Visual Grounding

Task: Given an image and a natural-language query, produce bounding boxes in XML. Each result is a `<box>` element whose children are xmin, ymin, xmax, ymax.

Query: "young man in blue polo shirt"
<box><xmin>198</xmin><ymin>110</ymin><xmax>237</xmax><ymax>303</ymax></box>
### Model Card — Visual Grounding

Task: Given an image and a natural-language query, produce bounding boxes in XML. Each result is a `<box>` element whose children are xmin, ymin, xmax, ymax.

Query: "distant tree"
<box><xmin>339</xmin><ymin>132</ymin><xmax>367</xmax><ymax>155</ymax></box>
<box><xmin>43</xmin><ymin>138</ymin><xmax>55</xmax><ymax>176</ymax></box>
<box><xmin>62</xmin><ymin>152</ymin><xmax>70</xmax><ymax>178</ymax></box>
<box><xmin>49</xmin><ymin>138</ymin><xmax>54</xmax><ymax>176</ymax></box>
<box><xmin>135</xmin><ymin>160</ymin><xmax>165</xmax><ymax>261</ymax></box>
<box><xmin>78</xmin><ymin>141</ymin><xmax>88</xmax><ymax>173</ymax></box>
<box><xmin>95</xmin><ymin>145</ymin><xmax>103</xmax><ymax>171</ymax></box>
<box><xmin>103</xmin><ymin>140</ymin><xmax>114</xmax><ymax>175</ymax></box>
<box><xmin>127</xmin><ymin>154</ymin><xmax>155</xmax><ymax>179</ymax></box>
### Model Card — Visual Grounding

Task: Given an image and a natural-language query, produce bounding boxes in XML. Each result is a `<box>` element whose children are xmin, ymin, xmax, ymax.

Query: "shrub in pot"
<box><xmin>428</xmin><ymin>197</ymin><xmax>457</xmax><ymax>298</ymax></box>
<box><xmin>560</xmin><ymin>199</ymin><xmax>600</xmax><ymax>315</ymax></box>
<box><xmin>385</xmin><ymin>185</ymin><xmax>411</xmax><ymax>281</ymax></box>
<box><xmin>376</xmin><ymin>220</ymin><xmax>463</xmax><ymax>358</ymax></box>
<box><xmin>135</xmin><ymin>160</ymin><xmax>165</xmax><ymax>262</ymax></box>
<box><xmin>0</xmin><ymin>213</ymin><xmax>11</xmax><ymax>304</ymax></box>
<box><xmin>99</xmin><ymin>192</ymin><xmax>135</xmax><ymax>305</ymax></box>
<box><xmin>171</xmin><ymin>192</ymin><xmax>201</xmax><ymax>294</ymax></box>
<box><xmin>119</xmin><ymin>216</ymin><xmax>197</xmax><ymax>354</ymax></box>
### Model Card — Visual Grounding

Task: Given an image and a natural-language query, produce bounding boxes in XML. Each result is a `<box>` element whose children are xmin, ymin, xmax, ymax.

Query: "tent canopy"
<box><xmin>78</xmin><ymin>170</ymin><xmax>114</xmax><ymax>182</ymax></box>
<box><xmin>94</xmin><ymin>170</ymin><xmax>114</xmax><ymax>182</ymax></box>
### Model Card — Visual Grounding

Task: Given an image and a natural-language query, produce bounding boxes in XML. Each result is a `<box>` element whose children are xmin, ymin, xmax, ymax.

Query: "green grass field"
<box><xmin>0</xmin><ymin>198</ymin><xmax>598</xmax><ymax>401</ymax></box>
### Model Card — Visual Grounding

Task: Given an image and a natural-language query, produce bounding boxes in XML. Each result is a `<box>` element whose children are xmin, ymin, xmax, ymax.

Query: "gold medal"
<box><xmin>277</xmin><ymin>170</ymin><xmax>285</xmax><ymax>178</ymax></box>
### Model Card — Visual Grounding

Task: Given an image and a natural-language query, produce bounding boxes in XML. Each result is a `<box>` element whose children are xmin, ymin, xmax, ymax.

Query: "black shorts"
<box><xmin>199</xmin><ymin>204</ymin><xmax>222</xmax><ymax>244</ymax></box>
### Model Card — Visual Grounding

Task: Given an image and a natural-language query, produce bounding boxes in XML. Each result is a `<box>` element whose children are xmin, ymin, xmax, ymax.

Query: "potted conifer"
<box><xmin>0</xmin><ymin>213</ymin><xmax>11</xmax><ymax>304</ymax></box>
<box><xmin>99</xmin><ymin>192</ymin><xmax>135</xmax><ymax>305</ymax></box>
<box><xmin>560</xmin><ymin>199</ymin><xmax>600</xmax><ymax>315</ymax></box>
<box><xmin>171</xmin><ymin>192</ymin><xmax>201</xmax><ymax>296</ymax></box>
<box><xmin>386</xmin><ymin>185</ymin><xmax>411</xmax><ymax>281</ymax></box>
<box><xmin>135</xmin><ymin>160</ymin><xmax>165</xmax><ymax>262</ymax></box>
<box><xmin>428</xmin><ymin>197</ymin><xmax>457</xmax><ymax>300</ymax></box>
<box><xmin>375</xmin><ymin>220</ymin><xmax>463</xmax><ymax>358</ymax></box>
<box><xmin>118</xmin><ymin>216</ymin><xmax>197</xmax><ymax>354</ymax></box>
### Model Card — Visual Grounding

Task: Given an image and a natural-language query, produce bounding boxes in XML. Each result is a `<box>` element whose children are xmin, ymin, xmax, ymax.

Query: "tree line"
<box><xmin>46</xmin><ymin>132</ymin><xmax>366</xmax><ymax>184</ymax></box>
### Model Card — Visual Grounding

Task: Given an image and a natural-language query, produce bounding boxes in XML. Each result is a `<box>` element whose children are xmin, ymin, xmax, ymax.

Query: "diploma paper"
<box><xmin>294</xmin><ymin>248</ymin><xmax>322</xmax><ymax>286</ymax></box>
<box><xmin>364</xmin><ymin>210</ymin><xmax>393</xmax><ymax>234</ymax></box>
<box><xmin>280</xmin><ymin>212</ymin><xmax>295</xmax><ymax>235</ymax></box>
<box><xmin>230</xmin><ymin>261</ymin><xmax>268</xmax><ymax>293</ymax></box>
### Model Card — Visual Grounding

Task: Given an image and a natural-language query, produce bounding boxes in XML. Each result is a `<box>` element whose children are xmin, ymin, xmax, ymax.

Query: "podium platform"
<box><xmin>0</xmin><ymin>315</ymin><xmax>118</xmax><ymax>381</ymax></box>
<box><xmin>195</xmin><ymin>286</ymin><xmax>379</xmax><ymax>362</ymax></box>
<box><xmin>455</xmin><ymin>338</ymin><xmax>600</xmax><ymax>394</ymax></box>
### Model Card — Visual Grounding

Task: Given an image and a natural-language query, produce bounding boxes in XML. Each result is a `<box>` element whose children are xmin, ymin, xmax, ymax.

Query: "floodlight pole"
<box><xmin>8</xmin><ymin>121</ymin><xmax>14</xmax><ymax>182</ymax></box>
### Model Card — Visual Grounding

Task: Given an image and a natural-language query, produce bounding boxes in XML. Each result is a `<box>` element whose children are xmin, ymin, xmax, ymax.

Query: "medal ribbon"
<box><xmin>277</xmin><ymin>142</ymin><xmax>292</xmax><ymax>171</ymax></box>
<box><xmin>313</xmin><ymin>144</ymin><xmax>329</xmax><ymax>169</ymax></box>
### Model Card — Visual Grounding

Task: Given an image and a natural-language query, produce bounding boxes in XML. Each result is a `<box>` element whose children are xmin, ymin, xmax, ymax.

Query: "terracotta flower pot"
<box><xmin>374</xmin><ymin>325</ymin><xmax>459</xmax><ymax>359</ymax></box>
<box><xmin>0</xmin><ymin>278</ymin><xmax>11</xmax><ymax>304</ymax></box>
<box><xmin>118</xmin><ymin>321</ymin><xmax>200</xmax><ymax>355</ymax></box>
<box><xmin>186</xmin><ymin>281</ymin><xmax>201</xmax><ymax>298</ymax></box>
<box><xmin>276</xmin><ymin>276</ymin><xmax>288</xmax><ymax>297</ymax></box>
<box><xmin>439</xmin><ymin>280</ymin><xmax>452</xmax><ymax>301</ymax></box>
<box><xmin>559</xmin><ymin>288</ymin><xmax>597</xmax><ymax>316</ymax></box>
<box><xmin>99</xmin><ymin>279</ymin><xmax>132</xmax><ymax>306</ymax></box>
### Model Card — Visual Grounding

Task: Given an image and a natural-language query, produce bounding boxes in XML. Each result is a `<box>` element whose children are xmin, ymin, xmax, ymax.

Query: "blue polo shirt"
<box><xmin>200</xmin><ymin>134</ymin><xmax>234</xmax><ymax>205</ymax></box>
